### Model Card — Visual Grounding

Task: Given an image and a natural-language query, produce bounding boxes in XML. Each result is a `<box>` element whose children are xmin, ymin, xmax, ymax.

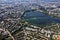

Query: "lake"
<box><xmin>22</xmin><ymin>11</ymin><xmax>60</xmax><ymax>25</ymax></box>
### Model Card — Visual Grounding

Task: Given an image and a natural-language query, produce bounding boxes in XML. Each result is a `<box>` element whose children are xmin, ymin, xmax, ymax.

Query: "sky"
<box><xmin>0</xmin><ymin>0</ymin><xmax>60</xmax><ymax>2</ymax></box>
<box><xmin>0</xmin><ymin>0</ymin><xmax>60</xmax><ymax>4</ymax></box>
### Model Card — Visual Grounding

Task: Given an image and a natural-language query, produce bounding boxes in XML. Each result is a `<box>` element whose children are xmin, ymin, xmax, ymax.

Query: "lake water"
<box><xmin>22</xmin><ymin>11</ymin><xmax>60</xmax><ymax>25</ymax></box>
